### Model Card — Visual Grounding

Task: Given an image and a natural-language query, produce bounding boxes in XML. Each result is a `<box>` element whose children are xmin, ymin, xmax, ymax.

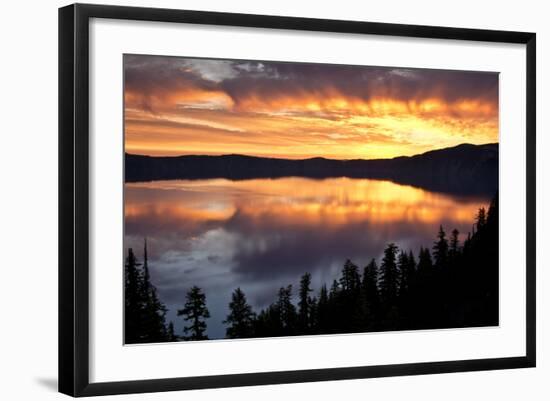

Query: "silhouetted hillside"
<box><xmin>125</xmin><ymin>143</ymin><xmax>498</xmax><ymax>196</ymax></box>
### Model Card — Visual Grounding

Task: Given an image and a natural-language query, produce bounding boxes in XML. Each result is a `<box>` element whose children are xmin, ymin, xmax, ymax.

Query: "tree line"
<box><xmin>125</xmin><ymin>195</ymin><xmax>498</xmax><ymax>343</ymax></box>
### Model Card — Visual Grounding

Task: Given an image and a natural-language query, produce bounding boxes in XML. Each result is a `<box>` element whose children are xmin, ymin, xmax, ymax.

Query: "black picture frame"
<box><xmin>59</xmin><ymin>3</ymin><xmax>536</xmax><ymax>397</ymax></box>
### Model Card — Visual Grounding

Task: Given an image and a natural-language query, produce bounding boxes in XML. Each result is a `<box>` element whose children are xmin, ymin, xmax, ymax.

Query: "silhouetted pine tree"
<box><xmin>339</xmin><ymin>260</ymin><xmax>364</xmax><ymax>330</ymax></box>
<box><xmin>412</xmin><ymin>246</ymin><xmax>435</xmax><ymax>328</ymax></box>
<box><xmin>298</xmin><ymin>273</ymin><xmax>314</xmax><ymax>334</ymax></box>
<box><xmin>446</xmin><ymin>228</ymin><xmax>463</xmax><ymax>325</ymax></box>
<box><xmin>315</xmin><ymin>284</ymin><xmax>330</xmax><ymax>333</ymax></box>
<box><xmin>379</xmin><ymin>243</ymin><xmax>400</xmax><ymax>329</ymax></box>
<box><xmin>379</xmin><ymin>243</ymin><xmax>399</xmax><ymax>307</ymax></box>
<box><xmin>417</xmin><ymin>247</ymin><xmax>433</xmax><ymax>277</ymax></box>
<box><xmin>433</xmin><ymin>226</ymin><xmax>449</xmax><ymax>269</ymax></box>
<box><xmin>362</xmin><ymin>259</ymin><xmax>380</xmax><ymax>329</ymax></box>
<box><xmin>340</xmin><ymin>260</ymin><xmax>361</xmax><ymax>293</ymax></box>
<box><xmin>276</xmin><ymin>285</ymin><xmax>297</xmax><ymax>336</ymax></box>
<box><xmin>224</xmin><ymin>288</ymin><xmax>256</xmax><ymax>339</ymax></box>
<box><xmin>433</xmin><ymin>226</ymin><xmax>451</xmax><ymax>324</ymax></box>
<box><xmin>485</xmin><ymin>196</ymin><xmax>499</xmax><ymax>325</ymax></box>
<box><xmin>140</xmin><ymin>239</ymin><xmax>168</xmax><ymax>343</ymax></box>
<box><xmin>398</xmin><ymin>251</ymin><xmax>416</xmax><ymax>298</ymax></box>
<box><xmin>397</xmin><ymin>250</ymin><xmax>417</xmax><ymax>327</ymax></box>
<box><xmin>328</xmin><ymin>279</ymin><xmax>344</xmax><ymax>333</ymax></box>
<box><xmin>124</xmin><ymin>243</ymin><xmax>168</xmax><ymax>344</ymax></box>
<box><xmin>463</xmin><ymin>199</ymin><xmax>498</xmax><ymax>326</ymax></box>
<box><xmin>450</xmin><ymin>229</ymin><xmax>460</xmax><ymax>259</ymax></box>
<box><xmin>476</xmin><ymin>207</ymin><xmax>487</xmax><ymax>231</ymax></box>
<box><xmin>308</xmin><ymin>296</ymin><xmax>318</xmax><ymax>333</ymax></box>
<box><xmin>178</xmin><ymin>286</ymin><xmax>210</xmax><ymax>340</ymax></box>
<box><xmin>124</xmin><ymin>248</ymin><xmax>143</xmax><ymax>344</ymax></box>
<box><xmin>254</xmin><ymin>305</ymin><xmax>280</xmax><ymax>337</ymax></box>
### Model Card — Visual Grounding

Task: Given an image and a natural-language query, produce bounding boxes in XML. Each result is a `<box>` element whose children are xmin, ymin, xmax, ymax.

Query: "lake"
<box><xmin>124</xmin><ymin>177</ymin><xmax>491</xmax><ymax>340</ymax></box>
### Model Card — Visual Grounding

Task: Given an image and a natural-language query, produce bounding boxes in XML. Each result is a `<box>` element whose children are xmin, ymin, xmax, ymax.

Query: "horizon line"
<box><xmin>125</xmin><ymin>142</ymin><xmax>498</xmax><ymax>162</ymax></box>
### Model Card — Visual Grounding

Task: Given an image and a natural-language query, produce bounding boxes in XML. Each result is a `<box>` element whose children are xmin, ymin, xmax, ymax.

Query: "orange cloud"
<box><xmin>124</xmin><ymin>56</ymin><xmax>499</xmax><ymax>159</ymax></box>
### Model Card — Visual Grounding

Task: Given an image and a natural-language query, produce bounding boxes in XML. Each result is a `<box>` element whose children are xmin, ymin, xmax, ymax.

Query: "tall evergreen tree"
<box><xmin>298</xmin><ymin>273</ymin><xmax>314</xmax><ymax>334</ymax></box>
<box><xmin>327</xmin><ymin>279</ymin><xmax>344</xmax><ymax>332</ymax></box>
<box><xmin>224</xmin><ymin>288</ymin><xmax>256</xmax><ymax>339</ymax></box>
<box><xmin>379</xmin><ymin>243</ymin><xmax>399</xmax><ymax>308</ymax></box>
<box><xmin>340</xmin><ymin>259</ymin><xmax>361</xmax><ymax>293</ymax></box>
<box><xmin>487</xmin><ymin>195</ymin><xmax>498</xmax><ymax>229</ymax></box>
<box><xmin>362</xmin><ymin>259</ymin><xmax>380</xmax><ymax>327</ymax></box>
<box><xmin>338</xmin><ymin>260</ymin><xmax>363</xmax><ymax>330</ymax></box>
<box><xmin>397</xmin><ymin>250</ymin><xmax>417</xmax><ymax>327</ymax></box>
<box><xmin>329</xmin><ymin>279</ymin><xmax>340</xmax><ymax>298</ymax></box>
<box><xmin>450</xmin><ymin>229</ymin><xmax>460</xmax><ymax>256</ymax></box>
<box><xmin>316</xmin><ymin>284</ymin><xmax>330</xmax><ymax>333</ymax></box>
<box><xmin>308</xmin><ymin>296</ymin><xmax>318</xmax><ymax>332</ymax></box>
<box><xmin>432</xmin><ymin>226</ymin><xmax>452</xmax><ymax>325</ymax></box>
<box><xmin>433</xmin><ymin>225</ymin><xmax>449</xmax><ymax>269</ymax></box>
<box><xmin>124</xmin><ymin>244</ymin><xmax>169</xmax><ymax>343</ymax></box>
<box><xmin>142</xmin><ymin>238</ymin><xmax>150</xmax><ymax>293</ymax></box>
<box><xmin>177</xmin><ymin>286</ymin><xmax>210</xmax><ymax>340</ymax></box>
<box><xmin>417</xmin><ymin>247</ymin><xmax>433</xmax><ymax>275</ymax></box>
<box><xmin>140</xmin><ymin>239</ymin><xmax>168</xmax><ymax>342</ymax></box>
<box><xmin>398</xmin><ymin>251</ymin><xmax>416</xmax><ymax>298</ymax></box>
<box><xmin>254</xmin><ymin>305</ymin><xmax>281</xmax><ymax>338</ymax></box>
<box><xmin>124</xmin><ymin>248</ymin><xmax>143</xmax><ymax>343</ymax></box>
<box><xmin>476</xmin><ymin>207</ymin><xmax>487</xmax><ymax>231</ymax></box>
<box><xmin>276</xmin><ymin>285</ymin><xmax>297</xmax><ymax>336</ymax></box>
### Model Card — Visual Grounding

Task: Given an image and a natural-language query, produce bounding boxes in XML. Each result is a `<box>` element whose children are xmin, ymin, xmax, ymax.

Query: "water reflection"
<box><xmin>124</xmin><ymin>177</ymin><xmax>490</xmax><ymax>339</ymax></box>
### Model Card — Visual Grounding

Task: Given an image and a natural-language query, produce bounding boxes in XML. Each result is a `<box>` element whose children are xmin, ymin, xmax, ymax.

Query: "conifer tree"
<box><xmin>224</xmin><ymin>288</ymin><xmax>256</xmax><ymax>339</ymax></box>
<box><xmin>124</xmin><ymin>243</ymin><xmax>169</xmax><ymax>343</ymax></box>
<box><xmin>140</xmin><ymin>239</ymin><xmax>168</xmax><ymax>342</ymax></box>
<box><xmin>362</xmin><ymin>259</ymin><xmax>380</xmax><ymax>326</ymax></box>
<box><xmin>433</xmin><ymin>225</ymin><xmax>449</xmax><ymax>269</ymax></box>
<box><xmin>329</xmin><ymin>279</ymin><xmax>340</xmax><ymax>298</ymax></box>
<box><xmin>254</xmin><ymin>305</ymin><xmax>280</xmax><ymax>337</ymax></box>
<box><xmin>398</xmin><ymin>251</ymin><xmax>416</xmax><ymax>298</ymax></box>
<box><xmin>298</xmin><ymin>273</ymin><xmax>314</xmax><ymax>334</ymax></box>
<box><xmin>338</xmin><ymin>260</ymin><xmax>363</xmax><ymax>330</ymax></box>
<box><xmin>178</xmin><ymin>286</ymin><xmax>210</xmax><ymax>340</ymax></box>
<box><xmin>397</xmin><ymin>251</ymin><xmax>409</xmax><ymax>297</ymax></box>
<box><xmin>417</xmin><ymin>247</ymin><xmax>433</xmax><ymax>275</ymax></box>
<box><xmin>450</xmin><ymin>229</ymin><xmax>460</xmax><ymax>256</ymax></box>
<box><xmin>476</xmin><ymin>207</ymin><xmax>487</xmax><ymax>231</ymax></box>
<box><xmin>379</xmin><ymin>243</ymin><xmax>399</xmax><ymax>307</ymax></box>
<box><xmin>340</xmin><ymin>259</ymin><xmax>361</xmax><ymax>293</ymax></box>
<box><xmin>316</xmin><ymin>284</ymin><xmax>330</xmax><ymax>333</ymax></box>
<box><xmin>327</xmin><ymin>279</ymin><xmax>343</xmax><ymax>332</ymax></box>
<box><xmin>124</xmin><ymin>248</ymin><xmax>143</xmax><ymax>343</ymax></box>
<box><xmin>276</xmin><ymin>285</ymin><xmax>297</xmax><ymax>336</ymax></box>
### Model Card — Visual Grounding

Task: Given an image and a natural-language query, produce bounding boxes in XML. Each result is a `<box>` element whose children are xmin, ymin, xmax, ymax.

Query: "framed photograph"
<box><xmin>58</xmin><ymin>3</ymin><xmax>536</xmax><ymax>397</ymax></box>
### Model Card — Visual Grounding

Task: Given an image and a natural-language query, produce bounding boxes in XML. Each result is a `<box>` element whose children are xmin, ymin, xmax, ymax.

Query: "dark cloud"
<box><xmin>222</xmin><ymin>62</ymin><xmax>497</xmax><ymax>108</ymax></box>
<box><xmin>125</xmin><ymin>54</ymin><xmax>499</xmax><ymax>113</ymax></box>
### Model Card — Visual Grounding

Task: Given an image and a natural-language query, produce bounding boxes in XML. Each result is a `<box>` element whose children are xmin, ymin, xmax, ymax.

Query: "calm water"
<box><xmin>124</xmin><ymin>177</ymin><xmax>491</xmax><ymax>340</ymax></box>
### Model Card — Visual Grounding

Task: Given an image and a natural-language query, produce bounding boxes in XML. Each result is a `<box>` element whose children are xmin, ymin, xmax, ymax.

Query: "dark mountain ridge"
<box><xmin>125</xmin><ymin>143</ymin><xmax>498</xmax><ymax>196</ymax></box>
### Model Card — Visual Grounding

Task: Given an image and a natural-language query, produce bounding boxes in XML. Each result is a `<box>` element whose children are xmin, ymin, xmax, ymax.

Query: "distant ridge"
<box><xmin>125</xmin><ymin>143</ymin><xmax>498</xmax><ymax>196</ymax></box>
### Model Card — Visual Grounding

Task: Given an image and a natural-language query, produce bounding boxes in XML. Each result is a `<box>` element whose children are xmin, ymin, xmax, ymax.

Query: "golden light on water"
<box><xmin>125</xmin><ymin>178</ymin><xmax>487</xmax><ymax>230</ymax></box>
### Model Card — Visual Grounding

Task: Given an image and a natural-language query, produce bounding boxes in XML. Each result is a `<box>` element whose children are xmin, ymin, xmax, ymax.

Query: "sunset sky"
<box><xmin>124</xmin><ymin>54</ymin><xmax>499</xmax><ymax>160</ymax></box>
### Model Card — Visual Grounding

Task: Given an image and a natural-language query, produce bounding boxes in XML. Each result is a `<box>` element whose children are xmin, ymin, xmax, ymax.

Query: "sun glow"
<box><xmin>124</xmin><ymin>56</ymin><xmax>499</xmax><ymax>159</ymax></box>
